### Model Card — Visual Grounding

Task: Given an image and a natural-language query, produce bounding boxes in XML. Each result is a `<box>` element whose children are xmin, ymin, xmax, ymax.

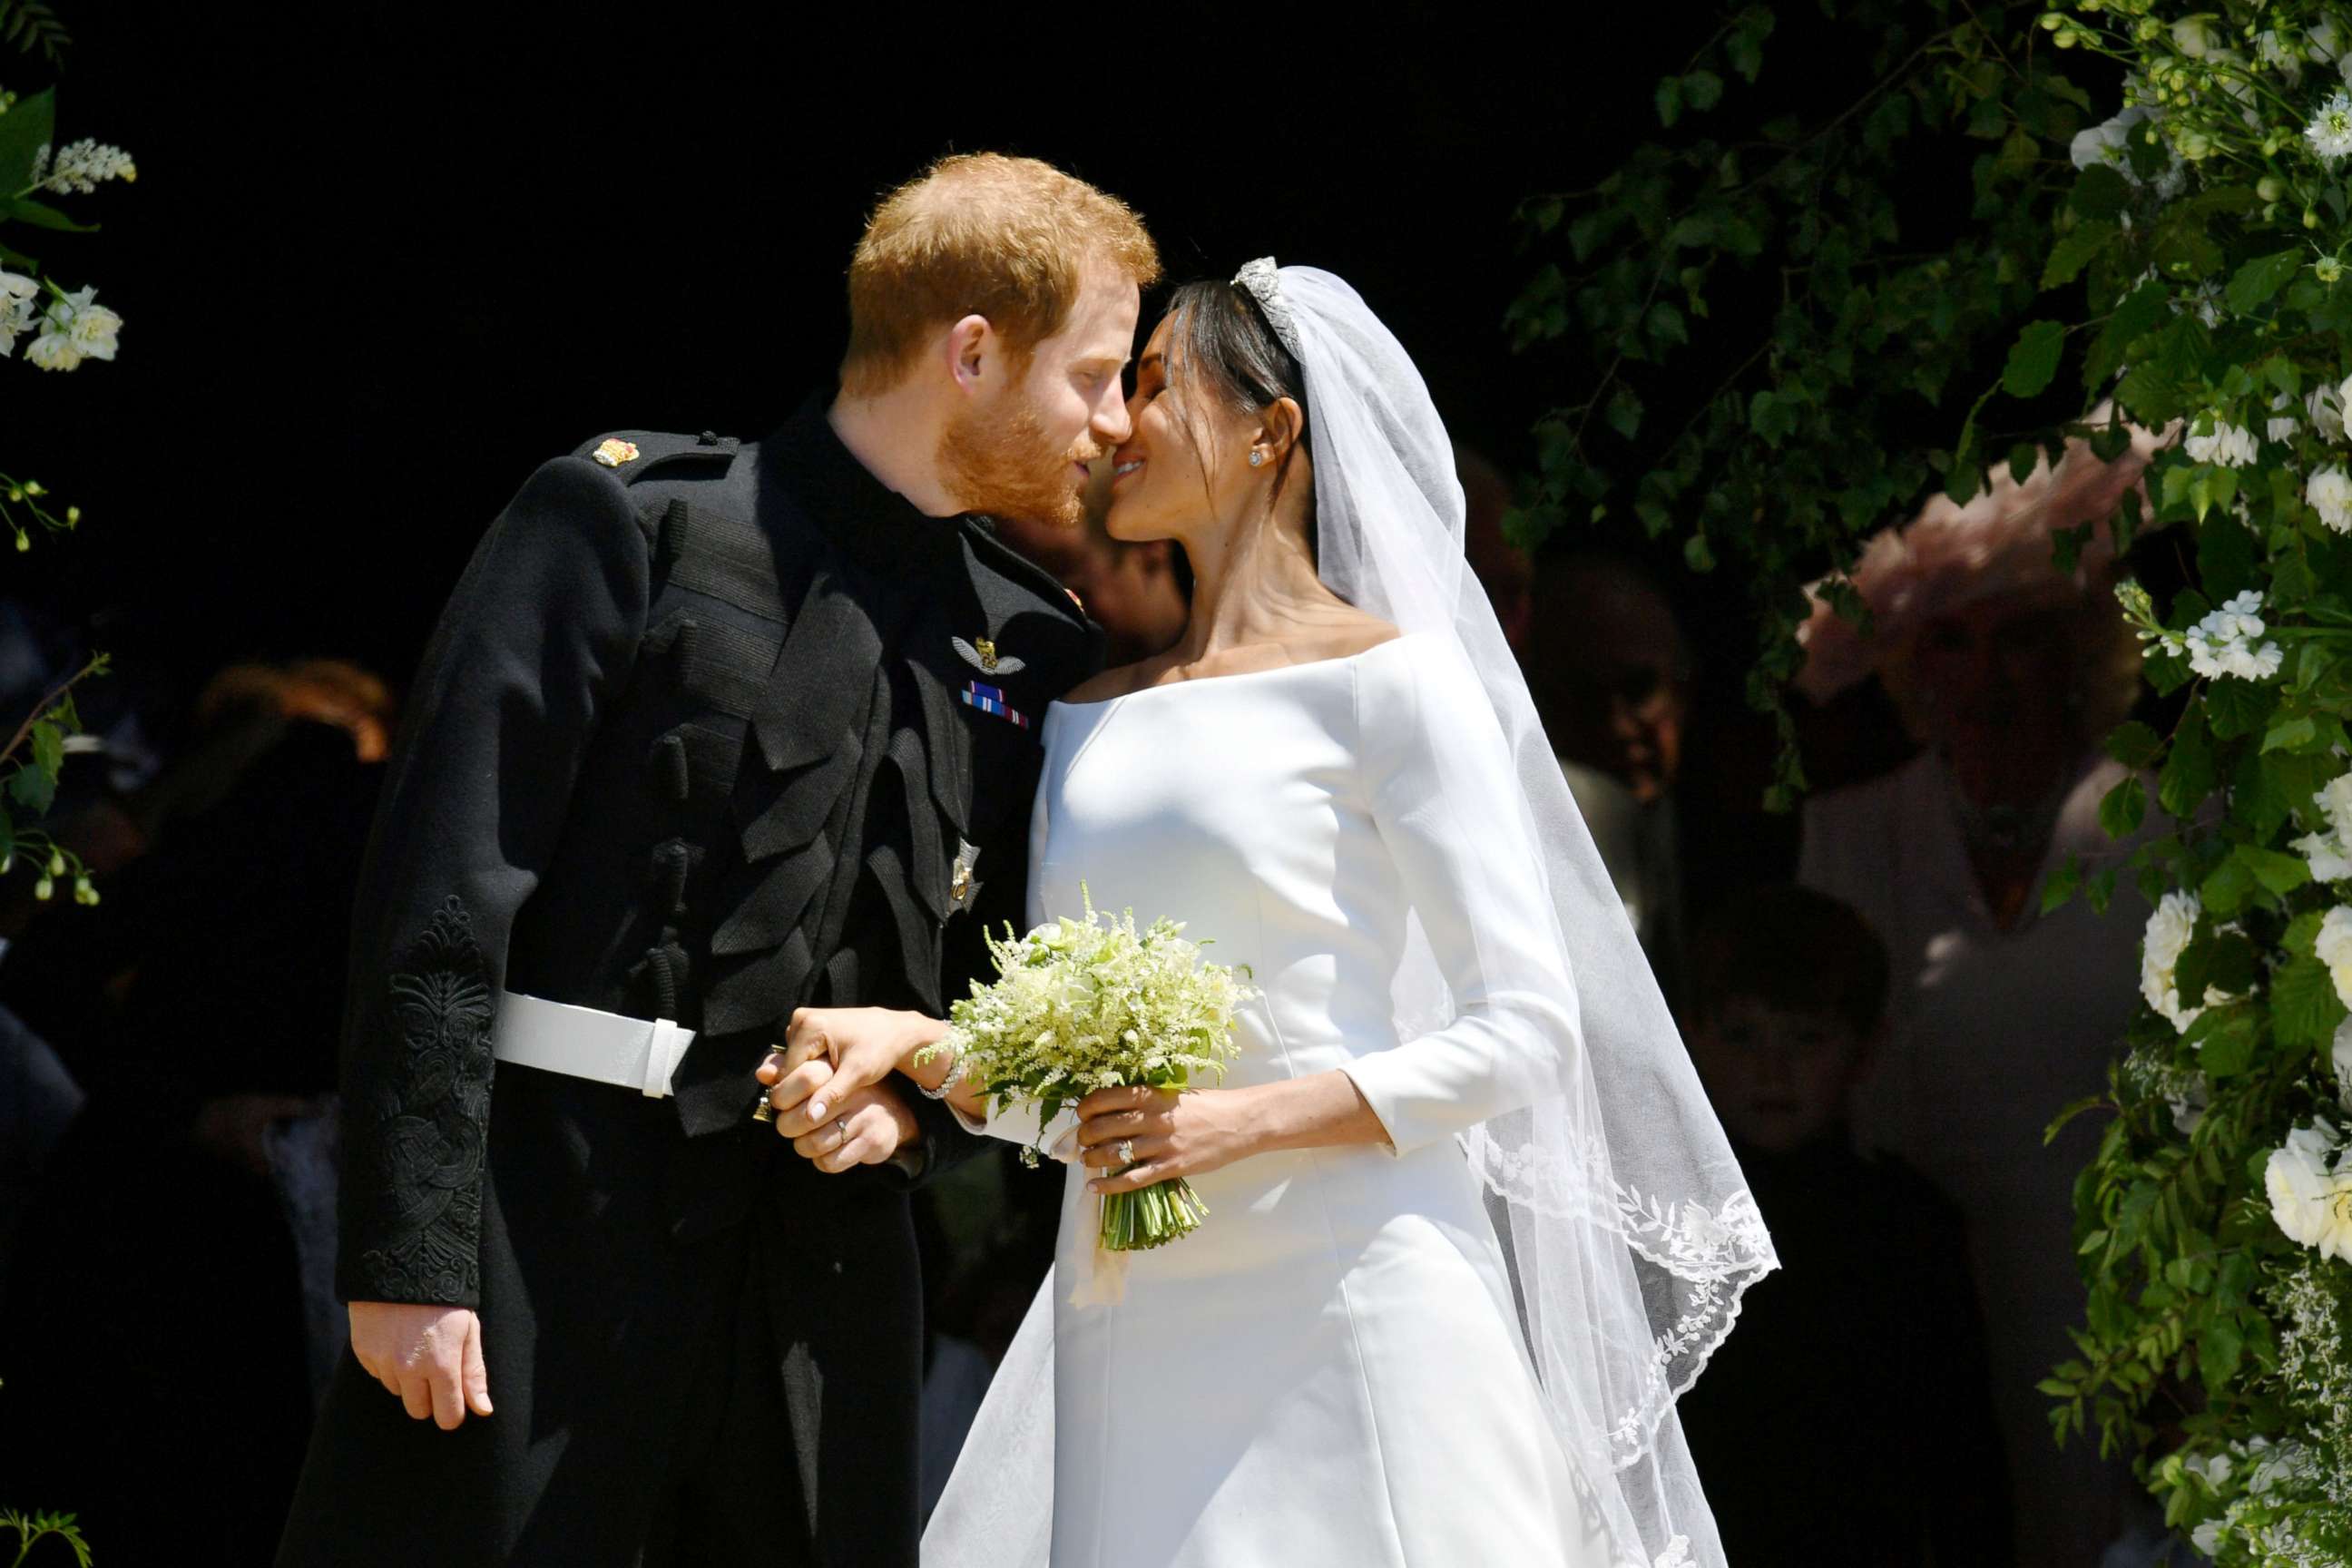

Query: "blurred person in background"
<box><xmin>1455</xmin><ymin>445</ymin><xmax>1534</xmax><ymax>652</ymax></box>
<box><xmin>1675</xmin><ymin>883</ymin><xmax>2011</xmax><ymax>1565</ymax></box>
<box><xmin>2</xmin><ymin>658</ymin><xmax>394</xmax><ymax>1563</ymax></box>
<box><xmin>1793</xmin><ymin>415</ymin><xmax>2166</xmax><ymax>1568</ymax></box>
<box><xmin>1527</xmin><ymin>550</ymin><xmax>1693</xmax><ymax>1004</ymax></box>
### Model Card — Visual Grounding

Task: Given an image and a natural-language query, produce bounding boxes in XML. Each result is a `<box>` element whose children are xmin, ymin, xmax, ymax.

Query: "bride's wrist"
<box><xmin>894</xmin><ymin>1011</ymin><xmax>955</xmax><ymax>1085</ymax></box>
<box><xmin>1224</xmin><ymin>1083</ymin><xmax>1279</xmax><ymax>1160</ymax></box>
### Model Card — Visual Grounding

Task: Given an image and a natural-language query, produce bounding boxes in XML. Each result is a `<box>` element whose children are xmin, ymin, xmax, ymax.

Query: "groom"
<box><xmin>276</xmin><ymin>153</ymin><xmax>1156</xmax><ymax>1567</ymax></box>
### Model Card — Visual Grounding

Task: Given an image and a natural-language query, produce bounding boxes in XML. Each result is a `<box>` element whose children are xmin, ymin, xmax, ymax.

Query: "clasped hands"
<box><xmin>754</xmin><ymin>1006</ymin><xmax>934</xmax><ymax>1172</ymax></box>
<box><xmin>354</xmin><ymin>1011</ymin><xmax>1348</xmax><ymax>1431</ymax></box>
<box><xmin>756</xmin><ymin>1004</ymin><xmax>1259</xmax><ymax>1193</ymax></box>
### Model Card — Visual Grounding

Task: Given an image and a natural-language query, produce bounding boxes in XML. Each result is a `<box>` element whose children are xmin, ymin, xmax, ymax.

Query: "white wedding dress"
<box><xmin>941</xmin><ymin>633</ymin><xmax>1625</xmax><ymax>1568</ymax></box>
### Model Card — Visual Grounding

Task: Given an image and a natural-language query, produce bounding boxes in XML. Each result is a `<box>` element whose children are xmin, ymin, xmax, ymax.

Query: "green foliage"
<box><xmin>1</xmin><ymin>12</ymin><xmax>103</xmax><ymax>1553</ymax></box>
<box><xmin>0</xmin><ymin>651</ymin><xmax>105</xmax><ymax>909</ymax></box>
<box><xmin>1514</xmin><ymin>0</ymin><xmax>2352</xmax><ymax>1556</ymax></box>
<box><xmin>0</xmin><ymin>1507</ymin><xmax>90</xmax><ymax>1568</ymax></box>
<box><xmin>0</xmin><ymin>2</ymin><xmax>67</xmax><ymax>69</ymax></box>
<box><xmin>1505</xmin><ymin>0</ymin><xmax>2088</xmax><ymax>809</ymax></box>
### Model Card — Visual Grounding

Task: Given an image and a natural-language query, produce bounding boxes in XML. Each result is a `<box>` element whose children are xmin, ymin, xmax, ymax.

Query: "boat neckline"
<box><xmin>1048</xmin><ymin>632</ymin><xmax>1412</xmax><ymax>712</ymax></box>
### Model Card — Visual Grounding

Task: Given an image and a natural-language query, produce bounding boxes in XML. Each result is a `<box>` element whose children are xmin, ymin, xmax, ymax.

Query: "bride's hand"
<box><xmin>1073</xmin><ymin>1084</ymin><xmax>1257</xmax><ymax>1194</ymax></box>
<box><xmin>757</xmin><ymin>1005</ymin><xmax>936</xmax><ymax>1137</ymax></box>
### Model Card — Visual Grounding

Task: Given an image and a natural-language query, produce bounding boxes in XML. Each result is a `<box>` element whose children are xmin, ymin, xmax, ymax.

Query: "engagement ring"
<box><xmin>1117</xmin><ymin>1139</ymin><xmax>1136</xmax><ymax>1166</ymax></box>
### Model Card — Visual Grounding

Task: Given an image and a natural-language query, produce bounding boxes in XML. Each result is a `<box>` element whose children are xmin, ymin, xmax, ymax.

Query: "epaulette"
<box><xmin>570</xmin><ymin>428</ymin><xmax>742</xmax><ymax>485</ymax></box>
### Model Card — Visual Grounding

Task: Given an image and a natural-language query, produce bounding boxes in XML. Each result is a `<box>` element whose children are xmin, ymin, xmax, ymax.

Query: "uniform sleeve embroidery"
<box><xmin>350</xmin><ymin>897</ymin><xmax>496</xmax><ymax>1303</ymax></box>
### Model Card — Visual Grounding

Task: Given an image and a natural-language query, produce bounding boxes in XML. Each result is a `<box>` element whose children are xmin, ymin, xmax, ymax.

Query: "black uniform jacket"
<box><xmin>334</xmin><ymin>398</ymin><xmax>1100</xmax><ymax>1309</ymax></box>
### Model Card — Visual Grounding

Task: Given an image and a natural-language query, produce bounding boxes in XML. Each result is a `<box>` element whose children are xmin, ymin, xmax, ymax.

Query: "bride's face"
<box><xmin>1101</xmin><ymin>316</ymin><xmax>1265</xmax><ymax>546</ymax></box>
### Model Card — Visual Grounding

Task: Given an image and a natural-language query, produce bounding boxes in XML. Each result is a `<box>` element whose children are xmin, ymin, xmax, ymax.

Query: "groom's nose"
<box><xmin>1092</xmin><ymin>386</ymin><xmax>1133</xmax><ymax>447</ymax></box>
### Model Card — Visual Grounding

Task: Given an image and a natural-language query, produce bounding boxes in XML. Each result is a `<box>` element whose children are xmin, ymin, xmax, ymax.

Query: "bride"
<box><xmin>766</xmin><ymin>261</ymin><xmax>1775</xmax><ymax>1567</ymax></box>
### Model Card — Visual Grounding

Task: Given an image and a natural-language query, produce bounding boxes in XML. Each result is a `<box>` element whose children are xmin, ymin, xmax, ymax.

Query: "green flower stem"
<box><xmin>0</xmin><ymin>652</ymin><xmax>101</xmax><ymax>773</ymax></box>
<box><xmin>1098</xmin><ymin>1177</ymin><xmax>1211</xmax><ymax>1252</ymax></box>
<box><xmin>0</xmin><ymin>471</ymin><xmax>77</xmax><ymax>552</ymax></box>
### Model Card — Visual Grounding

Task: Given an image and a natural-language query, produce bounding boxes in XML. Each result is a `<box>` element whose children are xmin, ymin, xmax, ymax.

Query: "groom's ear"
<box><xmin>946</xmin><ymin>313</ymin><xmax>995</xmax><ymax>394</ymax></box>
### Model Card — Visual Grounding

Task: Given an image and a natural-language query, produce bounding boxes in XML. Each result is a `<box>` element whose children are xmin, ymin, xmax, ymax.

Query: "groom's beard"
<box><xmin>938</xmin><ymin>392</ymin><xmax>1093</xmax><ymax>530</ymax></box>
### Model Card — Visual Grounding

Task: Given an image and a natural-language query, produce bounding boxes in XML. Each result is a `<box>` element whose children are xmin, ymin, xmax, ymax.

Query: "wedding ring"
<box><xmin>1117</xmin><ymin>1139</ymin><xmax>1136</xmax><ymax>1166</ymax></box>
<box><xmin>831</xmin><ymin>1119</ymin><xmax>851</xmax><ymax>1152</ymax></box>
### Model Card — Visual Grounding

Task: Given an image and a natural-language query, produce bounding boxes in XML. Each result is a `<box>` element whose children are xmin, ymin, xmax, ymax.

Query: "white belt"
<box><xmin>493</xmin><ymin>992</ymin><xmax>696</xmax><ymax>1099</ymax></box>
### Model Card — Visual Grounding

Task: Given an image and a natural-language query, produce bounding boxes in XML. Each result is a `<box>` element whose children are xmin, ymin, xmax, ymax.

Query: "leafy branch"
<box><xmin>1</xmin><ymin>1509</ymin><xmax>88</xmax><ymax>1568</ymax></box>
<box><xmin>0</xmin><ymin>2</ymin><xmax>67</xmax><ymax>69</ymax></box>
<box><xmin>1508</xmin><ymin>0</ymin><xmax>2085</xmax><ymax>808</ymax></box>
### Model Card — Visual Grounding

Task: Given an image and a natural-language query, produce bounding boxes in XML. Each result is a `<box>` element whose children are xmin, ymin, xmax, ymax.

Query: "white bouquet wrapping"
<box><xmin>925</xmin><ymin>888</ymin><xmax>1256</xmax><ymax>1252</ymax></box>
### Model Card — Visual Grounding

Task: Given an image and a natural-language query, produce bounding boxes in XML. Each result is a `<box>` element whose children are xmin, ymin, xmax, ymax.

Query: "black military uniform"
<box><xmin>277</xmin><ymin>398</ymin><xmax>1099</xmax><ymax>1567</ymax></box>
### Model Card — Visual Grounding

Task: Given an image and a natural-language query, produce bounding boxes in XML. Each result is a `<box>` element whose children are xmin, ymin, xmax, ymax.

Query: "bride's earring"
<box><xmin>1249</xmin><ymin>450</ymin><xmax>1267</xmax><ymax>468</ymax></box>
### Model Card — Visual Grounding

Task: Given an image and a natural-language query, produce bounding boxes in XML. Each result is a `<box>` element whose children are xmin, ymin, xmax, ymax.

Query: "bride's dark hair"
<box><xmin>1161</xmin><ymin>279</ymin><xmax>1314</xmax><ymax>542</ymax></box>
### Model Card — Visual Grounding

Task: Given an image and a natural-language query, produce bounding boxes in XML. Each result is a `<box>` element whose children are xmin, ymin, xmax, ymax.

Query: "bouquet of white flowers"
<box><xmin>926</xmin><ymin>888</ymin><xmax>1256</xmax><ymax>1253</ymax></box>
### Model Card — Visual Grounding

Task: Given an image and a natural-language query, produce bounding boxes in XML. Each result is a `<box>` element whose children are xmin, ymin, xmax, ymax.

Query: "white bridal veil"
<box><xmin>924</xmin><ymin>262</ymin><xmax>1778</xmax><ymax>1568</ymax></box>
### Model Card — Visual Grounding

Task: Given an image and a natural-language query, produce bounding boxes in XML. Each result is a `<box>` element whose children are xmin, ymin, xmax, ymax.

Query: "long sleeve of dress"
<box><xmin>337</xmin><ymin>456</ymin><xmax>651</xmax><ymax>1307</ymax></box>
<box><xmin>1339</xmin><ymin>641</ymin><xmax>1585</xmax><ymax>1157</ymax></box>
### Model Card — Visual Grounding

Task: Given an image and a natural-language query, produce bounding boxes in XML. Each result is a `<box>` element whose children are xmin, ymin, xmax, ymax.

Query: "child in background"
<box><xmin>1675</xmin><ymin>885</ymin><xmax>2014</xmax><ymax>1566</ymax></box>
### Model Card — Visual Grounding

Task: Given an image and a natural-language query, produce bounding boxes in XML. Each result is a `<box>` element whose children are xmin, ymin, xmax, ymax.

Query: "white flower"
<box><xmin>2185</xmin><ymin>418</ymin><xmax>2259</xmax><ymax>467</ymax></box>
<box><xmin>2172</xmin><ymin>16</ymin><xmax>2217</xmax><ymax>58</ymax></box>
<box><xmin>0</xmin><ymin>270</ymin><xmax>35</xmax><ymax>358</ymax></box>
<box><xmin>2245</xmin><ymin>1438</ymin><xmax>2307</xmax><ymax>1497</ymax></box>
<box><xmin>2143</xmin><ymin>891</ymin><xmax>2222</xmax><ymax>1031</ymax></box>
<box><xmin>25</xmin><ymin>286</ymin><xmax>122</xmax><ymax>372</ymax></box>
<box><xmin>2310</xmin><ymin>466</ymin><xmax>2352</xmax><ymax>532</ymax></box>
<box><xmin>2184</xmin><ymin>1449</ymin><xmax>2234</xmax><ymax>1490</ymax></box>
<box><xmin>2313</xmin><ymin>382</ymin><xmax>2349</xmax><ymax>442</ymax></box>
<box><xmin>2298</xmin><ymin>823</ymin><xmax>2352</xmax><ymax>880</ymax></box>
<box><xmin>2071</xmin><ymin>107</ymin><xmax>2150</xmax><ymax>172</ymax></box>
<box><xmin>2319</xmin><ymin>906</ymin><xmax>2352</xmax><ymax>1009</ymax></box>
<box><xmin>2265</xmin><ymin>1120</ymin><xmax>2352</xmax><ymax>1263</ymax></box>
<box><xmin>933</xmin><ymin>894</ymin><xmax>1259</xmax><ymax>1174</ymax></box>
<box><xmin>2261</xmin><ymin>29</ymin><xmax>2305</xmax><ymax>81</ymax></box>
<box><xmin>2190</xmin><ymin>1521</ymin><xmax>2224</xmax><ymax>1556</ymax></box>
<box><xmin>2207</xmin><ymin>49</ymin><xmax>2256</xmax><ymax>109</ymax></box>
<box><xmin>2308</xmin><ymin>764</ymin><xmax>2352</xmax><ymax>856</ymax></box>
<box><xmin>2332</xmin><ymin>1017</ymin><xmax>2352</xmax><ymax>1111</ymax></box>
<box><xmin>38</xmin><ymin>138</ymin><xmax>134</xmax><ymax>195</ymax></box>
<box><xmin>2184</xmin><ymin>592</ymin><xmax>2284</xmax><ymax>681</ymax></box>
<box><xmin>2317</xmin><ymin>20</ymin><xmax>2347</xmax><ymax>66</ymax></box>
<box><xmin>60</xmin><ymin>288</ymin><xmax>122</xmax><ymax>359</ymax></box>
<box><xmin>2307</xmin><ymin>91</ymin><xmax>2352</xmax><ymax>162</ymax></box>
<box><xmin>2270</xmin><ymin>392</ymin><xmax>2302</xmax><ymax>443</ymax></box>
<box><xmin>24</xmin><ymin>326</ymin><xmax>77</xmax><ymax>371</ymax></box>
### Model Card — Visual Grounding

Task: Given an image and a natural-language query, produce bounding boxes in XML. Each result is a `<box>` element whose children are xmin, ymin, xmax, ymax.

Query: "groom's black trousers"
<box><xmin>276</xmin><ymin>1069</ymin><xmax>924</xmax><ymax>1568</ymax></box>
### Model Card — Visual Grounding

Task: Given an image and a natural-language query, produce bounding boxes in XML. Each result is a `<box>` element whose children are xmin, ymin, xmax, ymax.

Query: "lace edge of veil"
<box><xmin>1459</xmin><ymin>1123</ymin><xmax>1781</xmax><ymax>1473</ymax></box>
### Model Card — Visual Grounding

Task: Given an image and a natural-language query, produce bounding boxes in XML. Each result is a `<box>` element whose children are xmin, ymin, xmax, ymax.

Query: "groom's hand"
<box><xmin>772</xmin><ymin>1068</ymin><xmax>925</xmax><ymax>1173</ymax></box>
<box><xmin>348</xmin><ymin>1300</ymin><xmax>492</xmax><ymax>1429</ymax></box>
<box><xmin>757</xmin><ymin>1008</ymin><xmax>936</xmax><ymax>1172</ymax></box>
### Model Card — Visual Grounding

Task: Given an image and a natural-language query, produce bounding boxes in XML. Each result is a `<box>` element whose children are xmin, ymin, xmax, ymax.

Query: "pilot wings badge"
<box><xmin>952</xmin><ymin>635</ymin><xmax>1025</xmax><ymax>676</ymax></box>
